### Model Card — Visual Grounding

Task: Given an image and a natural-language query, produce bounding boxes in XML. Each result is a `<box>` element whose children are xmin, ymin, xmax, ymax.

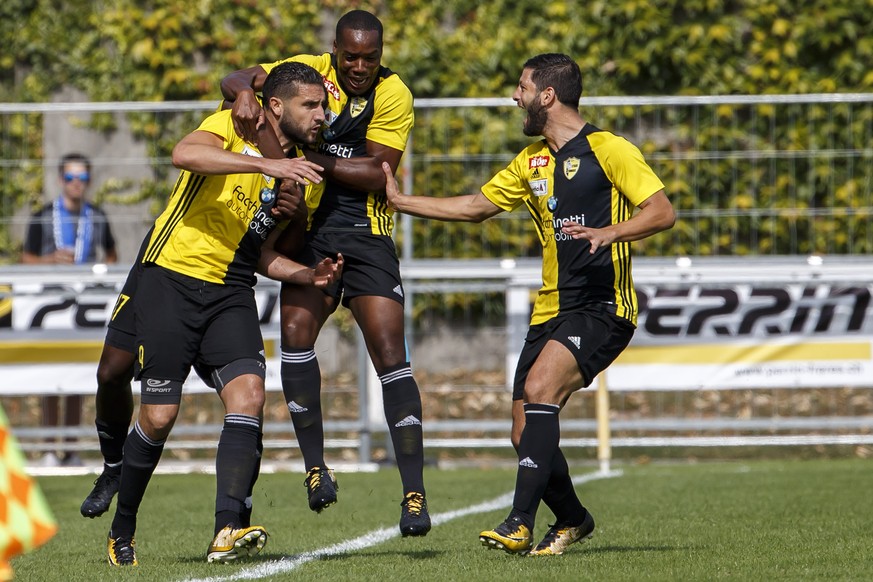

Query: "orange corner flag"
<box><xmin>0</xmin><ymin>403</ymin><xmax>57</xmax><ymax>580</ymax></box>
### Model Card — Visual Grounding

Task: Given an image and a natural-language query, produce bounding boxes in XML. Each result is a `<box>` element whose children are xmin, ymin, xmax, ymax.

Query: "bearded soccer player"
<box><xmin>382</xmin><ymin>53</ymin><xmax>675</xmax><ymax>556</ymax></box>
<box><xmin>221</xmin><ymin>9</ymin><xmax>430</xmax><ymax>536</ymax></box>
<box><xmin>80</xmin><ymin>91</ymin><xmax>305</xmax><ymax>524</ymax></box>
<box><xmin>106</xmin><ymin>62</ymin><xmax>344</xmax><ymax>566</ymax></box>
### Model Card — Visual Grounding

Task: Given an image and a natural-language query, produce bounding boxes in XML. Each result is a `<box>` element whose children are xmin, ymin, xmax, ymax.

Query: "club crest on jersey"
<box><xmin>564</xmin><ymin>157</ymin><xmax>580</xmax><ymax>180</ymax></box>
<box><xmin>349</xmin><ymin>97</ymin><xmax>368</xmax><ymax>118</ymax></box>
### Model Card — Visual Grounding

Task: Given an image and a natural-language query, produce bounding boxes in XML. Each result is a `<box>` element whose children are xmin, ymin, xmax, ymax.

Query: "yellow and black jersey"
<box><xmin>142</xmin><ymin>109</ymin><xmax>289</xmax><ymax>286</ymax></box>
<box><xmin>261</xmin><ymin>53</ymin><xmax>414</xmax><ymax>236</ymax></box>
<box><xmin>482</xmin><ymin>124</ymin><xmax>664</xmax><ymax>327</ymax></box>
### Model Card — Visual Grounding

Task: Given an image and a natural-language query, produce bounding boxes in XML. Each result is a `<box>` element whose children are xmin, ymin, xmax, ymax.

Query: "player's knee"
<box><xmin>523</xmin><ymin>378</ymin><xmax>558</xmax><ymax>404</ymax></box>
<box><xmin>96</xmin><ymin>362</ymin><xmax>133</xmax><ymax>391</ymax></box>
<box><xmin>242</xmin><ymin>384</ymin><xmax>267</xmax><ymax>412</ymax></box>
<box><xmin>280</xmin><ymin>308</ymin><xmax>323</xmax><ymax>345</ymax></box>
<box><xmin>225</xmin><ymin>391</ymin><xmax>265</xmax><ymax>417</ymax></box>
<box><xmin>139</xmin><ymin>405</ymin><xmax>179</xmax><ymax>439</ymax></box>
<box><xmin>217</xmin><ymin>362</ymin><xmax>267</xmax><ymax>415</ymax></box>
<box><xmin>97</xmin><ymin>348</ymin><xmax>136</xmax><ymax>389</ymax></box>
<box><xmin>371</xmin><ymin>343</ymin><xmax>408</xmax><ymax>372</ymax></box>
<box><xmin>280</xmin><ymin>321</ymin><xmax>318</xmax><ymax>345</ymax></box>
<box><xmin>527</xmin><ymin>380</ymin><xmax>579</xmax><ymax>409</ymax></box>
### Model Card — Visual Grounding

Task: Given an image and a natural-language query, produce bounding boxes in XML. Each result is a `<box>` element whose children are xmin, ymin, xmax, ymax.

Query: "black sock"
<box><xmin>380</xmin><ymin>363</ymin><xmax>425</xmax><ymax>495</ymax></box>
<box><xmin>95</xmin><ymin>419</ymin><xmax>129</xmax><ymax>467</ymax></box>
<box><xmin>542</xmin><ymin>447</ymin><xmax>587</xmax><ymax>525</ymax></box>
<box><xmin>214</xmin><ymin>414</ymin><xmax>261</xmax><ymax>534</ymax></box>
<box><xmin>95</xmin><ymin>366</ymin><xmax>133</xmax><ymax>467</ymax></box>
<box><xmin>511</xmin><ymin>403</ymin><xmax>560</xmax><ymax>529</ymax></box>
<box><xmin>110</xmin><ymin>421</ymin><xmax>165</xmax><ymax>538</ymax></box>
<box><xmin>240</xmin><ymin>430</ymin><xmax>263</xmax><ymax>528</ymax></box>
<box><xmin>281</xmin><ymin>347</ymin><xmax>325</xmax><ymax>469</ymax></box>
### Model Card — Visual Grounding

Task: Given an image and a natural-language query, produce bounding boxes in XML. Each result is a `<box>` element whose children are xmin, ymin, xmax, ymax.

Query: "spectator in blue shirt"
<box><xmin>22</xmin><ymin>153</ymin><xmax>118</xmax><ymax>466</ymax></box>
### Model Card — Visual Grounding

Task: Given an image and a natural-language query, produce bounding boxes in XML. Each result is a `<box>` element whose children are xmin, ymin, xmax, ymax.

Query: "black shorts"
<box><xmin>512</xmin><ymin>304</ymin><xmax>635</xmax><ymax>401</ymax></box>
<box><xmin>105</xmin><ymin>228</ymin><xmax>152</xmax><ymax>353</ymax></box>
<box><xmin>104</xmin><ymin>261</ymin><xmax>141</xmax><ymax>353</ymax></box>
<box><xmin>134</xmin><ymin>266</ymin><xmax>265</xmax><ymax>403</ymax></box>
<box><xmin>295</xmin><ymin>230</ymin><xmax>403</xmax><ymax>307</ymax></box>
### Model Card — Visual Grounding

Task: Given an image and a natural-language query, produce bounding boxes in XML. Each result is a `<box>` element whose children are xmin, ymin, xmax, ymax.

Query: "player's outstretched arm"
<box><xmin>381</xmin><ymin>161</ymin><xmax>502</xmax><ymax>223</ymax></box>
<box><xmin>304</xmin><ymin>140</ymin><xmax>403</xmax><ymax>193</ymax></box>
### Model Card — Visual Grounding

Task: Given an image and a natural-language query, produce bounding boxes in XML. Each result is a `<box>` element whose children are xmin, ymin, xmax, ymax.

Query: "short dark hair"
<box><xmin>262</xmin><ymin>62</ymin><xmax>325</xmax><ymax>102</ymax></box>
<box><xmin>59</xmin><ymin>153</ymin><xmax>91</xmax><ymax>176</ymax></box>
<box><xmin>336</xmin><ymin>9</ymin><xmax>383</xmax><ymax>45</ymax></box>
<box><xmin>523</xmin><ymin>53</ymin><xmax>582</xmax><ymax>108</ymax></box>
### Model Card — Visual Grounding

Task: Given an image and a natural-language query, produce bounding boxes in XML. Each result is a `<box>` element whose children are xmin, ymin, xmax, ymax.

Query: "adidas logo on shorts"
<box><xmin>568</xmin><ymin>336</ymin><xmax>581</xmax><ymax>349</ymax></box>
<box><xmin>519</xmin><ymin>457</ymin><xmax>538</xmax><ymax>468</ymax></box>
<box><xmin>287</xmin><ymin>401</ymin><xmax>309</xmax><ymax>413</ymax></box>
<box><xmin>393</xmin><ymin>285</ymin><xmax>404</xmax><ymax>297</ymax></box>
<box><xmin>395</xmin><ymin>415</ymin><xmax>421</xmax><ymax>427</ymax></box>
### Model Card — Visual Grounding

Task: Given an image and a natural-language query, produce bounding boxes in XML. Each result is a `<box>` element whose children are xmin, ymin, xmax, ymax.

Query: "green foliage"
<box><xmin>7</xmin><ymin>1</ymin><xmax>870</xmax><ymax>105</ymax></box>
<box><xmin>388</xmin><ymin>0</ymin><xmax>873</xmax><ymax>259</ymax></box>
<box><xmin>1</xmin><ymin>0</ymin><xmax>872</xmax><ymax>262</ymax></box>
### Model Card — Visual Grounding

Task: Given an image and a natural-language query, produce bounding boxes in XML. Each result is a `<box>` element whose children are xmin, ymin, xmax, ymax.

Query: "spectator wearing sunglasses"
<box><xmin>22</xmin><ymin>152</ymin><xmax>118</xmax><ymax>467</ymax></box>
<box><xmin>22</xmin><ymin>153</ymin><xmax>118</xmax><ymax>265</ymax></box>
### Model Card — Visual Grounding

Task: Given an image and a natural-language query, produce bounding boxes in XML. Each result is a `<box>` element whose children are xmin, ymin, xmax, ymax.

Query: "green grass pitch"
<box><xmin>11</xmin><ymin>458</ymin><xmax>873</xmax><ymax>581</ymax></box>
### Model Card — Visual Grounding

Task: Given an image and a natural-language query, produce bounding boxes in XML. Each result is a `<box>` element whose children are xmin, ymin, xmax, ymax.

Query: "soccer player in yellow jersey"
<box><xmin>382</xmin><ymin>54</ymin><xmax>675</xmax><ymax>556</ymax></box>
<box><xmin>81</xmin><ymin>108</ymin><xmax>300</xmax><ymax>522</ymax></box>
<box><xmin>106</xmin><ymin>62</ymin><xmax>343</xmax><ymax>566</ymax></box>
<box><xmin>221</xmin><ymin>10</ymin><xmax>430</xmax><ymax>536</ymax></box>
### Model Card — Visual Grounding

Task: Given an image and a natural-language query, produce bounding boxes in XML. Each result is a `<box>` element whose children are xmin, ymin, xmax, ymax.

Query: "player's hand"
<box><xmin>264</xmin><ymin>157</ymin><xmax>324</xmax><ymax>187</ymax></box>
<box><xmin>561</xmin><ymin>221</ymin><xmax>615</xmax><ymax>254</ymax></box>
<box><xmin>270</xmin><ymin>180</ymin><xmax>306</xmax><ymax>220</ymax></box>
<box><xmin>310</xmin><ymin>253</ymin><xmax>344</xmax><ymax>288</ymax></box>
<box><xmin>230</xmin><ymin>91</ymin><xmax>265</xmax><ymax>145</ymax></box>
<box><xmin>381</xmin><ymin>161</ymin><xmax>402</xmax><ymax>210</ymax></box>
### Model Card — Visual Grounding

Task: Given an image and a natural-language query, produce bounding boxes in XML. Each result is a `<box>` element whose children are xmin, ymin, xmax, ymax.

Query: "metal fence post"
<box><xmin>356</xmin><ymin>328</ymin><xmax>373</xmax><ymax>464</ymax></box>
<box><xmin>505</xmin><ymin>279</ymin><xmax>530</xmax><ymax>390</ymax></box>
<box><xmin>596</xmin><ymin>371</ymin><xmax>611</xmax><ymax>474</ymax></box>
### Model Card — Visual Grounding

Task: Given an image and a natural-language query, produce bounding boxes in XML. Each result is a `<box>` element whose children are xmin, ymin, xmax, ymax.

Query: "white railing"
<box><xmin>2</xmin><ymin>256</ymin><xmax>872</xmax><ymax>465</ymax></box>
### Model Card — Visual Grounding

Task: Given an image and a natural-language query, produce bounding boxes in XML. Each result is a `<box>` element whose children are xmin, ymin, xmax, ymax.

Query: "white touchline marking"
<box><xmin>182</xmin><ymin>469</ymin><xmax>622</xmax><ymax>582</ymax></box>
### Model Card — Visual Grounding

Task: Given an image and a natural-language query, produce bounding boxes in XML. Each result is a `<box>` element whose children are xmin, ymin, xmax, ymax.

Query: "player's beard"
<box><xmin>523</xmin><ymin>99</ymin><xmax>547</xmax><ymax>137</ymax></box>
<box><xmin>279</xmin><ymin>114</ymin><xmax>316</xmax><ymax>146</ymax></box>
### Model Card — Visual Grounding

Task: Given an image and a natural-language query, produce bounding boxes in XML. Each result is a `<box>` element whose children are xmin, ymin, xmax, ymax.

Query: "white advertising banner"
<box><xmin>612</xmin><ymin>259</ymin><xmax>873</xmax><ymax>391</ymax></box>
<box><xmin>1</xmin><ymin>257</ymin><xmax>872</xmax><ymax>394</ymax></box>
<box><xmin>0</xmin><ymin>266</ymin><xmax>283</xmax><ymax>394</ymax></box>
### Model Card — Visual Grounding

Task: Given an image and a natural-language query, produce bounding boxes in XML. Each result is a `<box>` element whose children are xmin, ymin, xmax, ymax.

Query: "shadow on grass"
<box><xmin>174</xmin><ymin>548</ymin><xmax>445</xmax><ymax>565</ymax></box>
<box><xmin>319</xmin><ymin>548</ymin><xmax>444</xmax><ymax>561</ymax></box>
<box><xmin>587</xmin><ymin>544</ymin><xmax>692</xmax><ymax>554</ymax></box>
